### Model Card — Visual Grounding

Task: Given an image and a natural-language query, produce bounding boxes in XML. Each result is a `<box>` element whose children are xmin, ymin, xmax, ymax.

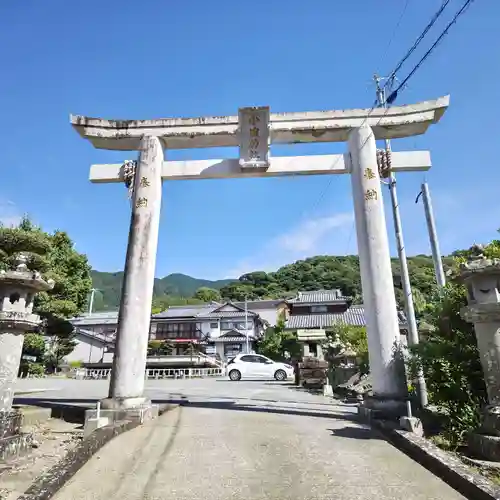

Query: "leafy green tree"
<box><xmin>0</xmin><ymin>217</ymin><xmax>92</xmax><ymax>371</ymax></box>
<box><xmin>19</xmin><ymin>333</ymin><xmax>47</xmax><ymax>377</ymax></box>
<box><xmin>324</xmin><ymin>324</ymin><xmax>369</xmax><ymax>375</ymax></box>
<box><xmin>147</xmin><ymin>340</ymin><xmax>173</xmax><ymax>356</ymax></box>
<box><xmin>193</xmin><ymin>287</ymin><xmax>221</xmax><ymax>302</ymax></box>
<box><xmin>408</xmin><ymin>279</ymin><xmax>486</xmax><ymax>447</ymax></box>
<box><xmin>22</xmin><ymin>333</ymin><xmax>46</xmax><ymax>359</ymax></box>
<box><xmin>256</xmin><ymin>318</ymin><xmax>301</xmax><ymax>362</ymax></box>
<box><xmin>151</xmin><ymin>295</ymin><xmax>205</xmax><ymax>314</ymax></box>
<box><xmin>219</xmin><ymin>254</ymin><xmax>449</xmax><ymax>310</ymax></box>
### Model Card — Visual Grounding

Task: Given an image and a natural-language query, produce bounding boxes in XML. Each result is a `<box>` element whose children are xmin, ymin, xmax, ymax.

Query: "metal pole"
<box><xmin>374</xmin><ymin>75</ymin><xmax>428</xmax><ymax>408</ymax></box>
<box><xmin>245</xmin><ymin>296</ymin><xmax>250</xmax><ymax>354</ymax></box>
<box><xmin>420</xmin><ymin>182</ymin><xmax>446</xmax><ymax>288</ymax></box>
<box><xmin>88</xmin><ymin>288</ymin><xmax>97</xmax><ymax>315</ymax></box>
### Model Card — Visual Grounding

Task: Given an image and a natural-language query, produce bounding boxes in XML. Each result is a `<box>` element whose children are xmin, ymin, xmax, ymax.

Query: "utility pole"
<box><xmin>374</xmin><ymin>75</ymin><xmax>428</xmax><ymax>408</ymax></box>
<box><xmin>88</xmin><ymin>288</ymin><xmax>99</xmax><ymax>315</ymax></box>
<box><xmin>416</xmin><ymin>183</ymin><xmax>446</xmax><ymax>288</ymax></box>
<box><xmin>245</xmin><ymin>296</ymin><xmax>250</xmax><ymax>354</ymax></box>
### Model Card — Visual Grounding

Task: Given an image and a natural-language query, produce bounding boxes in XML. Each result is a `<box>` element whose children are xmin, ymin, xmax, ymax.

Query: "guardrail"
<box><xmin>81</xmin><ymin>367</ymin><xmax>225</xmax><ymax>380</ymax></box>
<box><xmin>145</xmin><ymin>367</ymin><xmax>224</xmax><ymax>379</ymax></box>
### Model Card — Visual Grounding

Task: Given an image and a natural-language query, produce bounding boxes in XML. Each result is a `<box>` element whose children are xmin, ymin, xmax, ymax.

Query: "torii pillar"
<box><xmin>71</xmin><ymin>96</ymin><xmax>449</xmax><ymax>417</ymax></box>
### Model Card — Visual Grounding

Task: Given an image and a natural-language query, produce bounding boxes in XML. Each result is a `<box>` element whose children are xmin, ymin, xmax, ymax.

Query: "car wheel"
<box><xmin>229</xmin><ymin>369</ymin><xmax>241</xmax><ymax>381</ymax></box>
<box><xmin>274</xmin><ymin>369</ymin><xmax>287</xmax><ymax>381</ymax></box>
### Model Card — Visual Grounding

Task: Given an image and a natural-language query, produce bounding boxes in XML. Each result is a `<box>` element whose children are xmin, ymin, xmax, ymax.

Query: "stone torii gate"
<box><xmin>71</xmin><ymin>96</ymin><xmax>449</xmax><ymax>417</ymax></box>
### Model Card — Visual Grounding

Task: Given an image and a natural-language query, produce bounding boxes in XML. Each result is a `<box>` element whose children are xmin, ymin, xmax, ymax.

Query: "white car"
<box><xmin>226</xmin><ymin>354</ymin><xmax>294</xmax><ymax>381</ymax></box>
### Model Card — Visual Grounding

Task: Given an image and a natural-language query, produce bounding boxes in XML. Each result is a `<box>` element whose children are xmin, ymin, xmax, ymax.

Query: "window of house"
<box><xmin>210</xmin><ymin>322</ymin><xmax>218</xmax><ymax>328</ymax></box>
<box><xmin>311</xmin><ymin>305</ymin><xmax>328</xmax><ymax>313</ymax></box>
<box><xmin>224</xmin><ymin>344</ymin><xmax>242</xmax><ymax>357</ymax></box>
<box><xmin>221</xmin><ymin>320</ymin><xmax>252</xmax><ymax>330</ymax></box>
<box><xmin>308</xmin><ymin>343</ymin><xmax>318</xmax><ymax>356</ymax></box>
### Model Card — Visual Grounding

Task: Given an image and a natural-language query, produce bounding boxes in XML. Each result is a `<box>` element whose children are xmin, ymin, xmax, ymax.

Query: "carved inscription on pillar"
<box><xmin>239</xmin><ymin>106</ymin><xmax>270</xmax><ymax>169</ymax></box>
<box><xmin>362</xmin><ymin>164</ymin><xmax>380</xmax><ymax>202</ymax></box>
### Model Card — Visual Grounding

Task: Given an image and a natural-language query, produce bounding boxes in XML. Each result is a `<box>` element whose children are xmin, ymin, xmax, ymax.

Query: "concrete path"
<box><xmin>52</xmin><ymin>397</ymin><xmax>465</xmax><ymax>500</ymax></box>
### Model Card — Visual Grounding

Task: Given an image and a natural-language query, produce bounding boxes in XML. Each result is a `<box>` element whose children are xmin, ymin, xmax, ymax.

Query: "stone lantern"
<box><xmin>0</xmin><ymin>254</ymin><xmax>54</xmax><ymax>412</ymax></box>
<box><xmin>455</xmin><ymin>247</ymin><xmax>500</xmax><ymax>460</ymax></box>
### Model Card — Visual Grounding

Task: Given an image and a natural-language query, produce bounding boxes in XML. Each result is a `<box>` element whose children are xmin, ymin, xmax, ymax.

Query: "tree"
<box><xmin>19</xmin><ymin>333</ymin><xmax>47</xmax><ymax>377</ymax></box>
<box><xmin>0</xmin><ymin>217</ymin><xmax>92</xmax><ymax>370</ymax></box>
<box><xmin>151</xmin><ymin>294</ymin><xmax>205</xmax><ymax>314</ymax></box>
<box><xmin>219</xmin><ymin>254</ymin><xmax>450</xmax><ymax>310</ymax></box>
<box><xmin>256</xmin><ymin>317</ymin><xmax>301</xmax><ymax>362</ymax></box>
<box><xmin>22</xmin><ymin>333</ymin><xmax>46</xmax><ymax>359</ymax></box>
<box><xmin>324</xmin><ymin>324</ymin><xmax>369</xmax><ymax>375</ymax></box>
<box><xmin>408</xmin><ymin>272</ymin><xmax>487</xmax><ymax>448</ymax></box>
<box><xmin>147</xmin><ymin>340</ymin><xmax>173</xmax><ymax>356</ymax></box>
<box><xmin>193</xmin><ymin>287</ymin><xmax>221</xmax><ymax>303</ymax></box>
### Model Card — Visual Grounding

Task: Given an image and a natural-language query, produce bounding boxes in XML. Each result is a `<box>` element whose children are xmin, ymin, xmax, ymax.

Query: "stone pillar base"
<box><xmin>468</xmin><ymin>432</ymin><xmax>500</xmax><ymax>462</ymax></box>
<box><xmin>84</xmin><ymin>400</ymin><xmax>159</xmax><ymax>436</ymax></box>
<box><xmin>323</xmin><ymin>383</ymin><xmax>333</xmax><ymax>397</ymax></box>
<box><xmin>100</xmin><ymin>397</ymin><xmax>150</xmax><ymax>411</ymax></box>
<box><xmin>399</xmin><ymin>416</ymin><xmax>424</xmax><ymax>436</ymax></box>
<box><xmin>358</xmin><ymin>395</ymin><xmax>407</xmax><ymax>422</ymax></box>
<box><xmin>0</xmin><ymin>409</ymin><xmax>33</xmax><ymax>461</ymax></box>
<box><xmin>480</xmin><ymin>408</ymin><xmax>500</xmax><ymax>436</ymax></box>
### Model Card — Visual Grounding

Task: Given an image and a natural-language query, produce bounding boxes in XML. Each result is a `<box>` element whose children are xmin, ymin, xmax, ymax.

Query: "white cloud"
<box><xmin>273</xmin><ymin>213</ymin><xmax>354</xmax><ymax>253</ymax></box>
<box><xmin>226</xmin><ymin>211</ymin><xmax>354</xmax><ymax>278</ymax></box>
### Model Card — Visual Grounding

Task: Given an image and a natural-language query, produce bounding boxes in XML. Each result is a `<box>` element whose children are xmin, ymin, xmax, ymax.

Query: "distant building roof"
<box><xmin>288</xmin><ymin>289</ymin><xmax>350</xmax><ymax>304</ymax></box>
<box><xmin>152</xmin><ymin>304</ymin><xmax>215</xmax><ymax>319</ymax></box>
<box><xmin>208</xmin><ymin>310</ymin><xmax>257</xmax><ymax>318</ymax></box>
<box><xmin>285</xmin><ymin>305</ymin><xmax>407</xmax><ymax>330</ymax></box>
<box><xmin>152</xmin><ymin>302</ymin><xmax>258</xmax><ymax>320</ymax></box>
<box><xmin>213</xmin><ymin>330</ymin><xmax>256</xmax><ymax>342</ymax></box>
<box><xmin>70</xmin><ymin>311</ymin><xmax>119</xmax><ymax>326</ymax></box>
<box><xmin>73</xmin><ymin>327</ymin><xmax>115</xmax><ymax>345</ymax></box>
<box><xmin>234</xmin><ymin>299</ymin><xmax>286</xmax><ymax>309</ymax></box>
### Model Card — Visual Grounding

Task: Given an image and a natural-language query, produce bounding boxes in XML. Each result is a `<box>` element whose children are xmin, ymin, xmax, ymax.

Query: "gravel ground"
<box><xmin>0</xmin><ymin>419</ymin><xmax>82</xmax><ymax>500</ymax></box>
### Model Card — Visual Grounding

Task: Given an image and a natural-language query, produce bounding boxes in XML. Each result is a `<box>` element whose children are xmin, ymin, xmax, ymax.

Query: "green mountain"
<box><xmin>90</xmin><ymin>270</ymin><xmax>235</xmax><ymax>311</ymax></box>
<box><xmin>90</xmin><ymin>254</ymin><xmax>457</xmax><ymax>313</ymax></box>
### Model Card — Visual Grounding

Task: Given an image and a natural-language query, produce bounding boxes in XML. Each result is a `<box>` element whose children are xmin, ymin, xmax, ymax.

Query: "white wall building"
<box><xmin>68</xmin><ymin>299</ymin><xmax>287</xmax><ymax>365</ymax></box>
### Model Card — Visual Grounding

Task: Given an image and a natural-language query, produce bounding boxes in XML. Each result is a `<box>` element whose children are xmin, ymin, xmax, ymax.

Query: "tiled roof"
<box><xmin>152</xmin><ymin>304</ymin><xmax>214</xmax><ymax>319</ymax></box>
<box><xmin>234</xmin><ymin>299</ymin><xmax>285</xmax><ymax>309</ymax></box>
<box><xmin>74</xmin><ymin>327</ymin><xmax>115</xmax><ymax>345</ymax></box>
<box><xmin>214</xmin><ymin>330</ymin><xmax>256</xmax><ymax>342</ymax></box>
<box><xmin>70</xmin><ymin>312</ymin><xmax>119</xmax><ymax>326</ymax></box>
<box><xmin>214</xmin><ymin>336</ymin><xmax>256</xmax><ymax>343</ymax></box>
<box><xmin>205</xmin><ymin>311</ymin><xmax>256</xmax><ymax>318</ymax></box>
<box><xmin>288</xmin><ymin>289</ymin><xmax>350</xmax><ymax>304</ymax></box>
<box><xmin>285</xmin><ymin>305</ymin><xmax>407</xmax><ymax>329</ymax></box>
<box><xmin>153</xmin><ymin>303</ymin><xmax>258</xmax><ymax>320</ymax></box>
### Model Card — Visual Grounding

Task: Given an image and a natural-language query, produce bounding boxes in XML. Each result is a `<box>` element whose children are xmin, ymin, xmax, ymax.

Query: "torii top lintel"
<box><xmin>70</xmin><ymin>96</ymin><xmax>449</xmax><ymax>152</ymax></box>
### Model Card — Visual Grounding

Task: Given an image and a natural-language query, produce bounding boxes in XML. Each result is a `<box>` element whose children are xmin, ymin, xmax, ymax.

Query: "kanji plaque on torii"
<box><xmin>239</xmin><ymin>106</ymin><xmax>270</xmax><ymax>169</ymax></box>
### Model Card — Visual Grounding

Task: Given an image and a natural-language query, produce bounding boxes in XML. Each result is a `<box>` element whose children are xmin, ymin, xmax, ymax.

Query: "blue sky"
<box><xmin>0</xmin><ymin>0</ymin><xmax>498</xmax><ymax>280</ymax></box>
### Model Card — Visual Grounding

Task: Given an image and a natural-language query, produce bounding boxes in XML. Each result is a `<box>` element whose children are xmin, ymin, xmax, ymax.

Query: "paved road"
<box><xmin>13</xmin><ymin>377</ymin><xmax>346</xmax><ymax>412</ymax></box>
<box><xmin>21</xmin><ymin>377</ymin><xmax>466</xmax><ymax>500</ymax></box>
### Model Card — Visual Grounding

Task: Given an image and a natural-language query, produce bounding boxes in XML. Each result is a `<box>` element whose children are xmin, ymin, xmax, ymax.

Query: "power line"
<box><xmin>387</xmin><ymin>0</ymin><xmax>476</xmax><ymax>104</ymax></box>
<box><xmin>308</xmin><ymin>1</ymin><xmax>446</xmax><ymax>216</ymax></box>
<box><xmin>385</xmin><ymin>0</ymin><xmax>452</xmax><ymax>91</ymax></box>
<box><xmin>296</xmin><ymin>0</ymin><xmax>456</xmax><ymax>229</ymax></box>
<box><xmin>379</xmin><ymin>0</ymin><xmax>411</xmax><ymax>69</ymax></box>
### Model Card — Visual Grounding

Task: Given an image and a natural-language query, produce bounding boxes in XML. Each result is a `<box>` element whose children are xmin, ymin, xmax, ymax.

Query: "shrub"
<box><xmin>408</xmin><ymin>283</ymin><xmax>487</xmax><ymax>447</ymax></box>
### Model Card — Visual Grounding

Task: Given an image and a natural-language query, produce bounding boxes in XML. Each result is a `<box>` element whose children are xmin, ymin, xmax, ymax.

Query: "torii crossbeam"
<box><xmin>71</xmin><ymin>96</ymin><xmax>449</xmax><ymax>418</ymax></box>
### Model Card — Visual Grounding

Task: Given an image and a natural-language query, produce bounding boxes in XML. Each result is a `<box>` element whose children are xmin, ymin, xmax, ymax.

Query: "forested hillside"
<box><xmin>90</xmin><ymin>271</ymin><xmax>234</xmax><ymax>311</ymax></box>
<box><xmin>90</xmin><ymin>254</ymin><xmax>456</xmax><ymax>312</ymax></box>
<box><xmin>218</xmin><ymin>254</ymin><xmax>456</xmax><ymax>312</ymax></box>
